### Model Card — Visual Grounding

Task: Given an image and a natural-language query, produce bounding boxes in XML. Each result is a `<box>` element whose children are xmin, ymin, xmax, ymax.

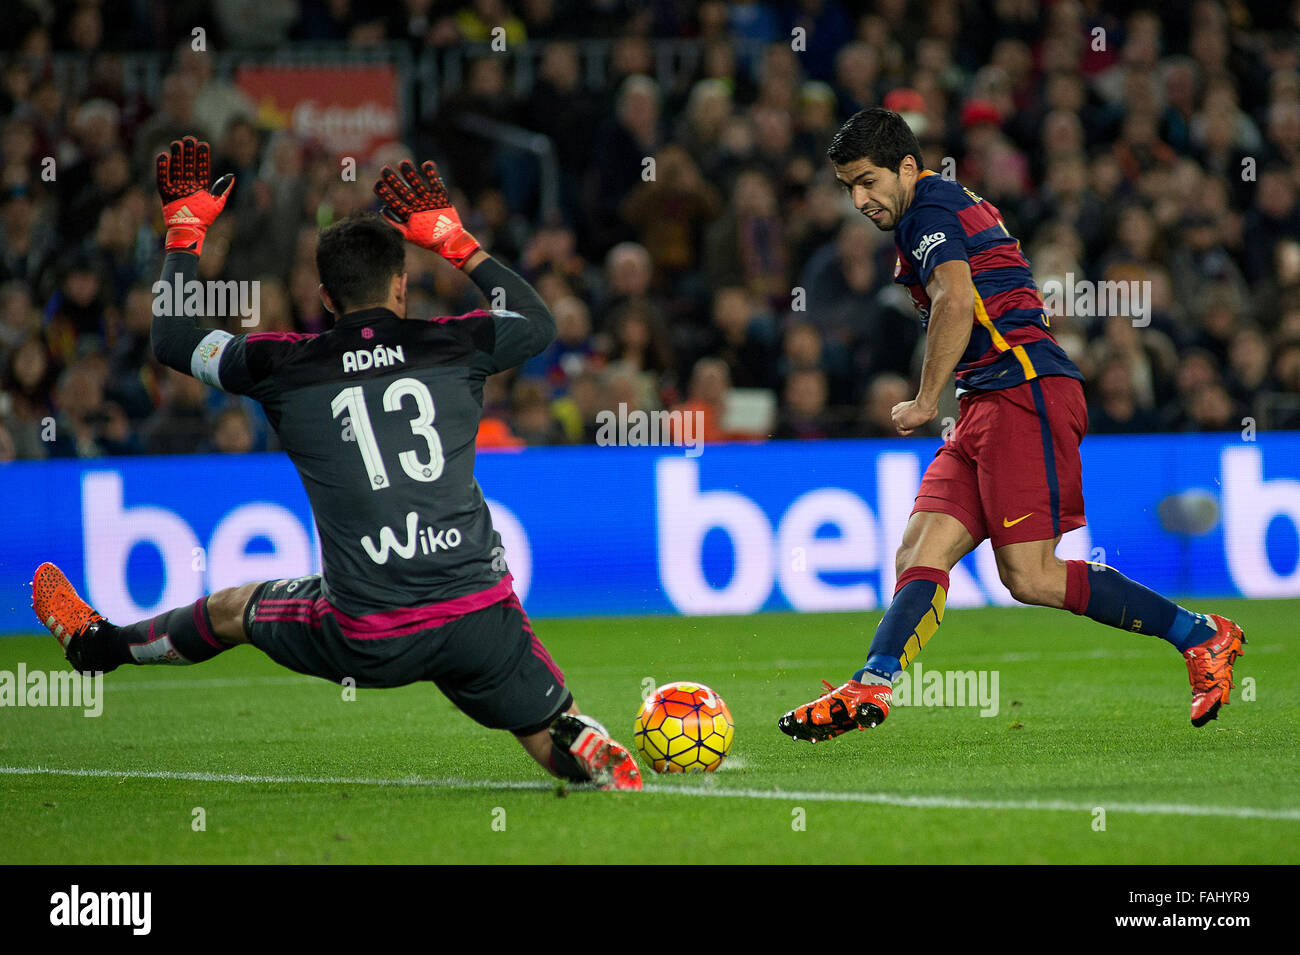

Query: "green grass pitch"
<box><xmin>1</xmin><ymin>599</ymin><xmax>1295</xmax><ymax>864</ymax></box>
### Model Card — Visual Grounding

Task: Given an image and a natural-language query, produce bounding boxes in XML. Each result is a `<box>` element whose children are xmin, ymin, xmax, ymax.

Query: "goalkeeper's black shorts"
<box><xmin>243</xmin><ymin>575</ymin><xmax>571</xmax><ymax>735</ymax></box>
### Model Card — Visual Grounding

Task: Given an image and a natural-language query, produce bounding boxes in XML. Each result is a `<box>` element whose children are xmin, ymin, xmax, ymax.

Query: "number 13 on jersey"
<box><xmin>332</xmin><ymin>376</ymin><xmax>445</xmax><ymax>490</ymax></box>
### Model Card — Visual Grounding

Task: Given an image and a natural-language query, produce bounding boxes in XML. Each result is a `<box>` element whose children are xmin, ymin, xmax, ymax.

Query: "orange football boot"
<box><xmin>1183</xmin><ymin>614</ymin><xmax>1246</xmax><ymax>727</ymax></box>
<box><xmin>31</xmin><ymin>562</ymin><xmax>116</xmax><ymax>673</ymax></box>
<box><xmin>778</xmin><ymin>679</ymin><xmax>891</xmax><ymax>742</ymax></box>
<box><xmin>550</xmin><ymin>714</ymin><xmax>643</xmax><ymax>791</ymax></box>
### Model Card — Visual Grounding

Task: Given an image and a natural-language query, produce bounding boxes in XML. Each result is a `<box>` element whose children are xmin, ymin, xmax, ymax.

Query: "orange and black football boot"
<box><xmin>778</xmin><ymin>679</ymin><xmax>891</xmax><ymax>742</ymax></box>
<box><xmin>1184</xmin><ymin>614</ymin><xmax>1246</xmax><ymax>727</ymax></box>
<box><xmin>31</xmin><ymin>562</ymin><xmax>119</xmax><ymax>674</ymax></box>
<box><xmin>550</xmin><ymin>714</ymin><xmax>643</xmax><ymax>791</ymax></box>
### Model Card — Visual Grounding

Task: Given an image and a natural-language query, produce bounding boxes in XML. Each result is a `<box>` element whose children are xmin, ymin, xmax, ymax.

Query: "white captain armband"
<box><xmin>190</xmin><ymin>329</ymin><xmax>235</xmax><ymax>388</ymax></box>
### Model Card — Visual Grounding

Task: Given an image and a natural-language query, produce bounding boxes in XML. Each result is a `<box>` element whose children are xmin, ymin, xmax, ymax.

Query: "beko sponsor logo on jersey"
<box><xmin>343</xmin><ymin>344</ymin><xmax>406</xmax><ymax>373</ymax></box>
<box><xmin>911</xmin><ymin>231</ymin><xmax>946</xmax><ymax>266</ymax></box>
<box><xmin>361</xmin><ymin>510</ymin><xmax>462</xmax><ymax>565</ymax></box>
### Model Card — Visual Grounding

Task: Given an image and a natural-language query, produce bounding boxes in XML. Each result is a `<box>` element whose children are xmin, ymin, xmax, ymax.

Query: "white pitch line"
<box><xmin>2</xmin><ymin>765</ymin><xmax>1296</xmax><ymax>821</ymax></box>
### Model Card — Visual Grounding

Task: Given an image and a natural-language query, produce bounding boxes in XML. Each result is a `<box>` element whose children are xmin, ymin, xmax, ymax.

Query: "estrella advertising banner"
<box><xmin>235</xmin><ymin>64</ymin><xmax>399</xmax><ymax>159</ymax></box>
<box><xmin>2</xmin><ymin>433</ymin><xmax>1298</xmax><ymax>634</ymax></box>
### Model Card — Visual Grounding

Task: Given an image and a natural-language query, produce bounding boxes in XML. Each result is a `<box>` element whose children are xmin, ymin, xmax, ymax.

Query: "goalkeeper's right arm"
<box><xmin>374</xmin><ymin>158</ymin><xmax>556</xmax><ymax>372</ymax></box>
<box><xmin>464</xmin><ymin>256</ymin><xmax>557</xmax><ymax>372</ymax></box>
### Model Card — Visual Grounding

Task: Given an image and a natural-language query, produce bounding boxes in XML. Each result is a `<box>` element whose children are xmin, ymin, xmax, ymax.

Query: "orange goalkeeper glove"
<box><xmin>374</xmin><ymin>159</ymin><xmax>481</xmax><ymax>269</ymax></box>
<box><xmin>155</xmin><ymin>136</ymin><xmax>234</xmax><ymax>256</ymax></box>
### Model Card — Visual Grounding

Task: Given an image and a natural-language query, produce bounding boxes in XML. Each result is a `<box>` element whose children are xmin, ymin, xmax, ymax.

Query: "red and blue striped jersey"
<box><xmin>893</xmin><ymin>171</ymin><xmax>1082</xmax><ymax>395</ymax></box>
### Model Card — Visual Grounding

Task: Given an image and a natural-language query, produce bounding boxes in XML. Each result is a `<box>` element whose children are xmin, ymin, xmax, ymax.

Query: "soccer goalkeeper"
<box><xmin>32</xmin><ymin>137</ymin><xmax>641</xmax><ymax>791</ymax></box>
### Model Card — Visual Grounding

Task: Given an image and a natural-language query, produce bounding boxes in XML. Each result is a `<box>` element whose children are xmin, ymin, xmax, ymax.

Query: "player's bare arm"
<box><xmin>892</xmin><ymin>258</ymin><xmax>973</xmax><ymax>435</ymax></box>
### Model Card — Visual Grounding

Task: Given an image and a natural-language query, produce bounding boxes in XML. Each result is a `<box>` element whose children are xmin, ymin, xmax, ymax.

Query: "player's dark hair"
<box><xmin>316</xmin><ymin>213</ymin><xmax>406</xmax><ymax>313</ymax></box>
<box><xmin>827</xmin><ymin>107</ymin><xmax>924</xmax><ymax>174</ymax></box>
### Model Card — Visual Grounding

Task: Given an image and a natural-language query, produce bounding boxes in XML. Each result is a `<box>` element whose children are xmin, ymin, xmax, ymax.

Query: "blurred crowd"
<box><xmin>3</xmin><ymin>0</ymin><xmax>1300</xmax><ymax>461</ymax></box>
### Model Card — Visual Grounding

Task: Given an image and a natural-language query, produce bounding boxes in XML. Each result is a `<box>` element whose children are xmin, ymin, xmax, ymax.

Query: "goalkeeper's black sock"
<box><xmin>105</xmin><ymin>597</ymin><xmax>231</xmax><ymax>665</ymax></box>
<box><xmin>547</xmin><ymin>713</ymin><xmax>609</xmax><ymax>782</ymax></box>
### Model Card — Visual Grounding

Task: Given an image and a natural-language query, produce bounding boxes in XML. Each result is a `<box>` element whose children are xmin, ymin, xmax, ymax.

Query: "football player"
<box><xmin>32</xmin><ymin>137</ymin><xmax>641</xmax><ymax>791</ymax></box>
<box><xmin>779</xmin><ymin>108</ymin><xmax>1245</xmax><ymax>741</ymax></box>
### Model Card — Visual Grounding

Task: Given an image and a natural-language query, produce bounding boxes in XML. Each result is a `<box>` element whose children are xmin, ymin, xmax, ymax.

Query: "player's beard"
<box><xmin>865</xmin><ymin>205</ymin><xmax>896</xmax><ymax>231</ymax></box>
<box><xmin>864</xmin><ymin>187</ymin><xmax>904</xmax><ymax>231</ymax></box>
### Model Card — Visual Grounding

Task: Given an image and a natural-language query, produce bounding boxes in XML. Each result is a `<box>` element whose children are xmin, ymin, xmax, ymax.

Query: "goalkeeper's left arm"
<box><xmin>149</xmin><ymin>136</ymin><xmax>236</xmax><ymax>379</ymax></box>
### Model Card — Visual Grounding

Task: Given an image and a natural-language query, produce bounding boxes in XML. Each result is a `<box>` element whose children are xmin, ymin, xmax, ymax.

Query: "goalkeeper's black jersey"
<box><xmin>154</xmin><ymin>254</ymin><xmax>555</xmax><ymax>622</ymax></box>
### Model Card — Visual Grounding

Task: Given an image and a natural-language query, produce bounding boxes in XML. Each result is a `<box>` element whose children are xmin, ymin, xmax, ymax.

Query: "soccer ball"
<box><xmin>634</xmin><ymin>682</ymin><xmax>734</xmax><ymax>773</ymax></box>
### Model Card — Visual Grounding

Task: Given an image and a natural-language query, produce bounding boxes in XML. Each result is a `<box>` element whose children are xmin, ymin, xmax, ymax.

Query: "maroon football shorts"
<box><xmin>912</xmin><ymin>375</ymin><xmax>1088</xmax><ymax>548</ymax></box>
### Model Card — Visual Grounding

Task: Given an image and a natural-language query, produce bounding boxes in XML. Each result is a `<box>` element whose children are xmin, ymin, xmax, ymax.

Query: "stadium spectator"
<box><xmin>604</xmin><ymin>299</ymin><xmax>675</xmax><ymax>409</ymax></box>
<box><xmin>3</xmin><ymin>336</ymin><xmax>56</xmax><ymax>453</ymax></box>
<box><xmin>1168</xmin><ymin>212</ymin><xmax>1248</xmax><ymax>316</ymax></box>
<box><xmin>834</xmin><ymin>42</ymin><xmax>881</xmax><ymax>118</ymax></box>
<box><xmin>586</xmin><ymin>75</ymin><xmax>662</xmax><ymax>254</ymax></box>
<box><xmin>455</xmin><ymin>0</ymin><xmax>528</xmax><ymax>47</ymax></box>
<box><xmin>703</xmin><ymin>168</ymin><xmax>789</xmax><ymax>308</ymax></box>
<box><xmin>517</xmin><ymin>222</ymin><xmax>598</xmax><ymax>304</ymax></box>
<box><xmin>1088</xmin><ymin>357</ymin><xmax>1164</xmax><ymax>434</ymax></box>
<box><xmin>672</xmin><ymin>356</ymin><xmax>735</xmax><ymax>445</ymax></box>
<box><xmin>1226</xmin><ymin>325</ymin><xmax>1275</xmax><ymax>413</ymax></box>
<box><xmin>774</xmin><ymin>366</ymin><xmax>835</xmax><ymax>440</ymax></box>
<box><xmin>48</xmin><ymin>357</ymin><xmax>140</xmax><ymax>458</ymax></box>
<box><xmin>1183</xmin><ymin>380</ymin><xmax>1242</xmax><ymax>433</ymax></box>
<box><xmin>1242</xmin><ymin>167</ymin><xmax>1300</xmax><ymax>285</ymax></box>
<box><xmin>595</xmin><ymin>241</ymin><xmax>655</xmax><ymax>327</ymax></box>
<box><xmin>526</xmin><ymin>41</ymin><xmax>601</xmax><ymax>223</ymax></box>
<box><xmin>857</xmin><ymin>372</ymin><xmax>911</xmax><ymax>438</ymax></box>
<box><xmin>510</xmin><ymin>377</ymin><xmax>566</xmax><ymax>446</ymax></box>
<box><xmin>208</xmin><ymin>405</ymin><xmax>256</xmax><ymax>454</ymax></box>
<box><xmin>521</xmin><ymin>294</ymin><xmax>595</xmax><ymax>393</ymax></box>
<box><xmin>174</xmin><ymin>43</ymin><xmax>256</xmax><ymax>144</ymax></box>
<box><xmin>552</xmin><ymin>366</ymin><xmax>606</xmax><ymax>444</ymax></box>
<box><xmin>702</xmin><ymin>285</ymin><xmax>779</xmax><ymax>390</ymax></box>
<box><xmin>133</xmin><ymin>73</ymin><xmax>199</xmax><ymax>174</ymax></box>
<box><xmin>106</xmin><ymin>283</ymin><xmax>161</xmax><ymax>423</ymax></box>
<box><xmin>0</xmin><ymin>182</ymin><xmax>56</xmax><ymax>293</ymax></box>
<box><xmin>675</xmin><ymin>79</ymin><xmax>733</xmax><ymax>169</ymax></box>
<box><xmin>619</xmin><ymin>144</ymin><xmax>721</xmax><ymax>289</ymax></box>
<box><xmin>779</xmin><ymin>319</ymin><xmax>853</xmax><ymax>409</ymax></box>
<box><xmin>141</xmin><ymin>368</ymin><xmax>210</xmax><ymax>456</ymax></box>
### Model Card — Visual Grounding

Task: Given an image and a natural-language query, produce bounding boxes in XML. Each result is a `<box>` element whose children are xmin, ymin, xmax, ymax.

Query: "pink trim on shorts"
<box><xmin>313</xmin><ymin>574</ymin><xmax>516</xmax><ymax>640</ymax></box>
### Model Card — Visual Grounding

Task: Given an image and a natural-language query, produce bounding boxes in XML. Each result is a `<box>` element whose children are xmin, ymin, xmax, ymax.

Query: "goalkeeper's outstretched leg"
<box><xmin>520</xmin><ymin>711</ymin><xmax>642</xmax><ymax>791</ymax></box>
<box><xmin>31</xmin><ymin>562</ymin><xmax>640</xmax><ymax>789</ymax></box>
<box><xmin>31</xmin><ymin>562</ymin><xmax>252</xmax><ymax>673</ymax></box>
